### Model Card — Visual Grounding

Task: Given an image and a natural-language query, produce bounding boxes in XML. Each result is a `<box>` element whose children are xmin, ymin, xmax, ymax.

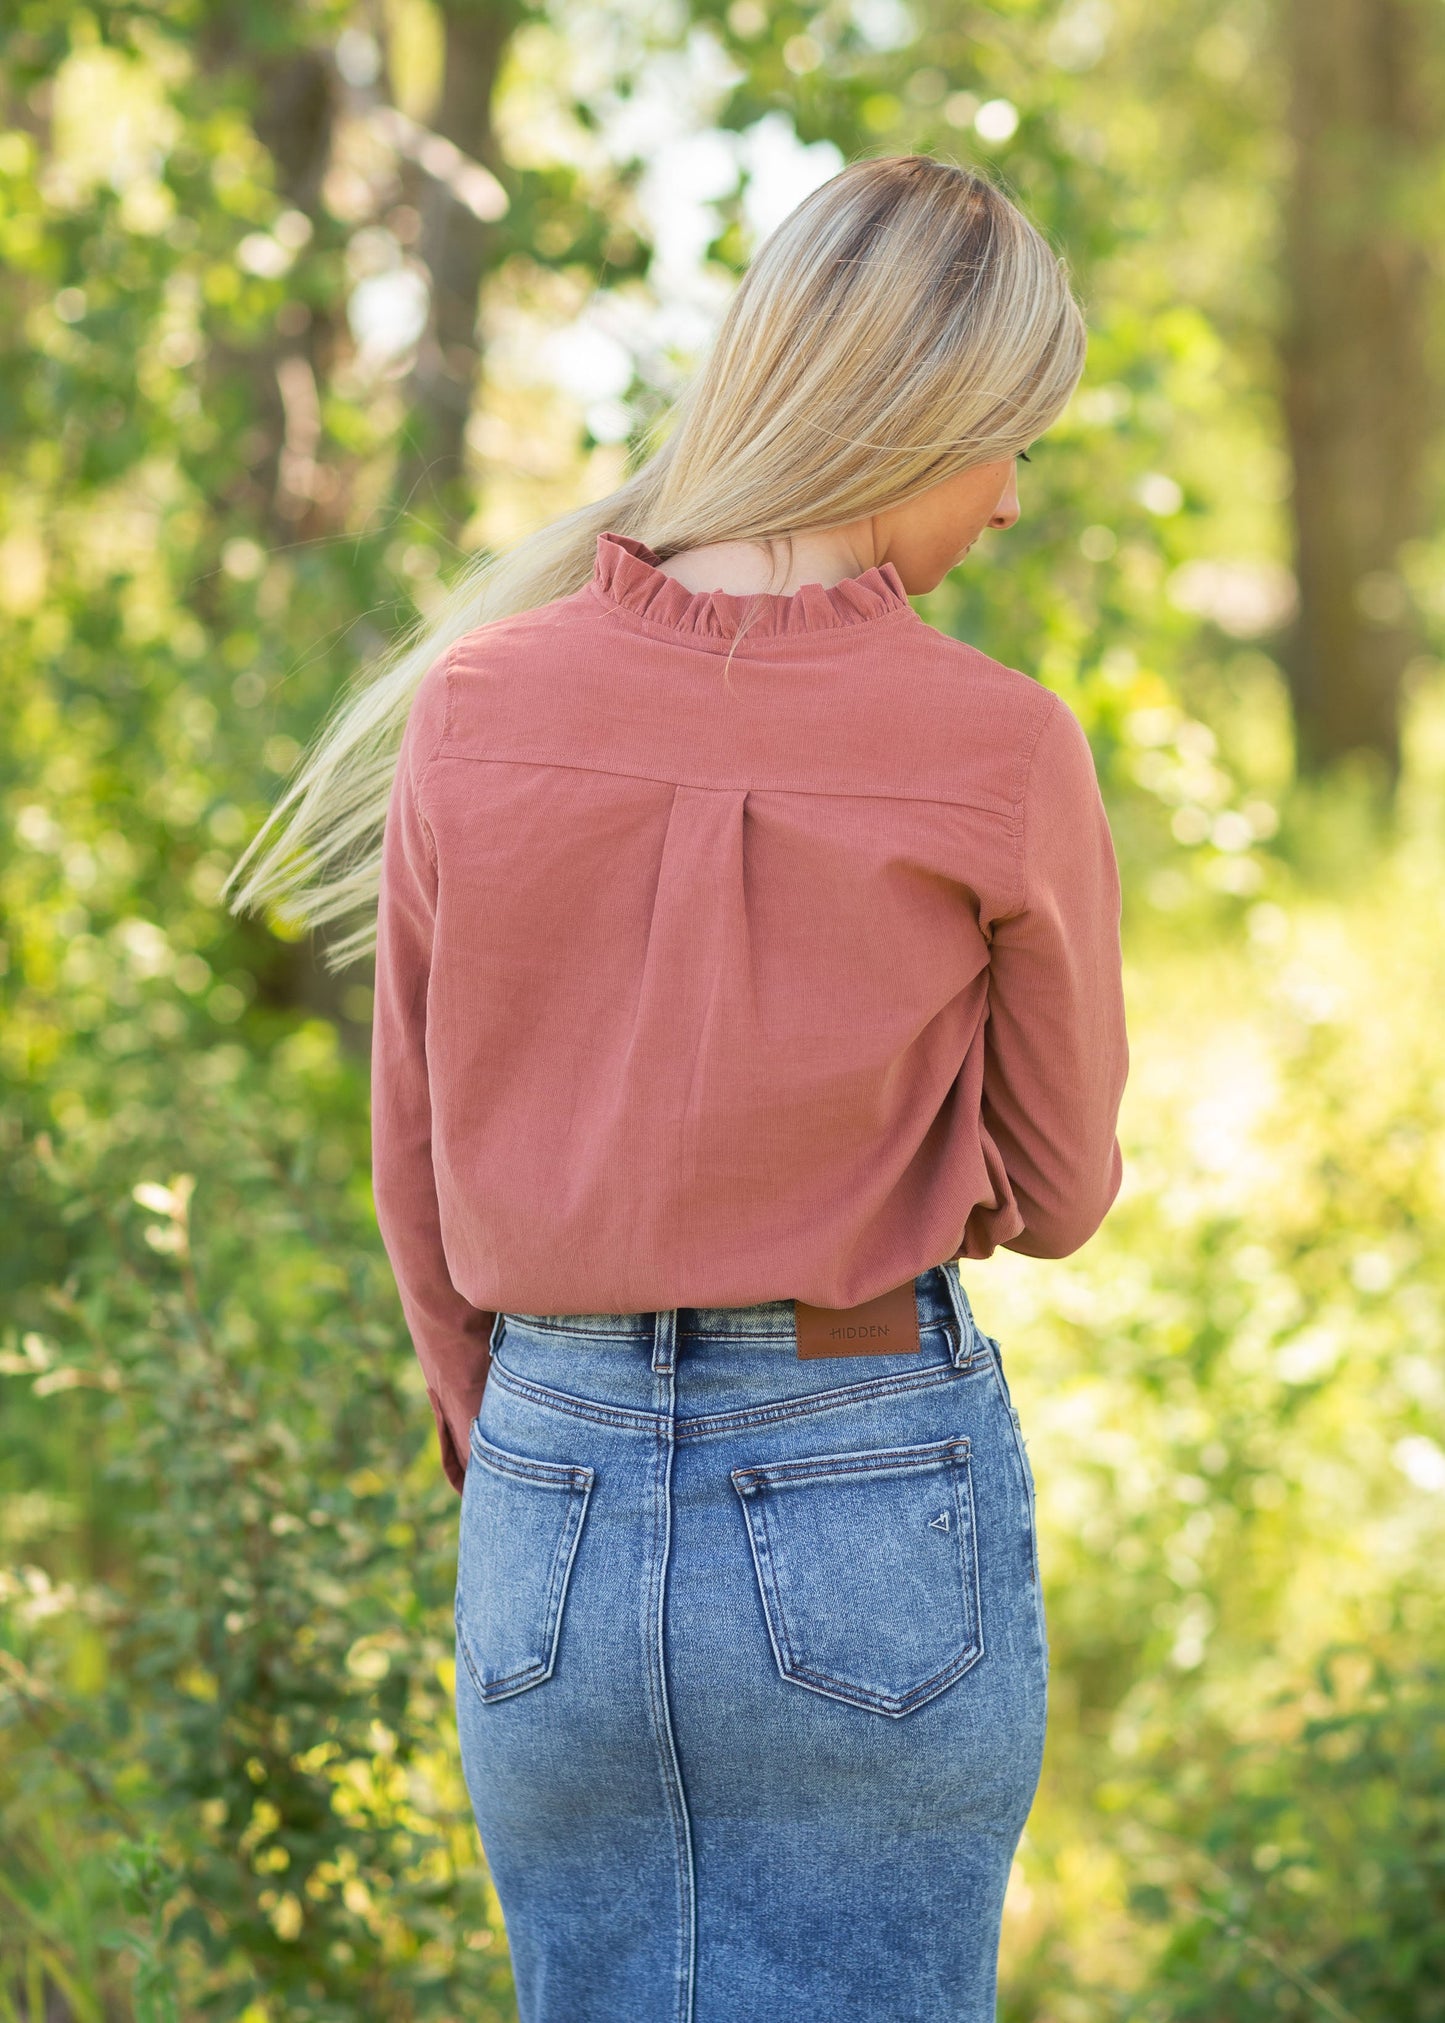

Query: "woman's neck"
<box><xmin>654</xmin><ymin>528</ymin><xmax>875</xmax><ymax>597</ymax></box>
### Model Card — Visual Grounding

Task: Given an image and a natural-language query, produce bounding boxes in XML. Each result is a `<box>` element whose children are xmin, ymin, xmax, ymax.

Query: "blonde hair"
<box><xmin>225</xmin><ymin>151</ymin><xmax>1087</xmax><ymax>969</ymax></box>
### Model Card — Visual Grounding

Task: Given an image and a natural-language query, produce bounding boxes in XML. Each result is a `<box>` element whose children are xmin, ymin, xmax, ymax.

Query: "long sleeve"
<box><xmin>371</xmin><ymin>655</ymin><xmax>495</xmax><ymax>1495</ymax></box>
<box><xmin>979</xmin><ymin>692</ymin><xmax>1129</xmax><ymax>1258</ymax></box>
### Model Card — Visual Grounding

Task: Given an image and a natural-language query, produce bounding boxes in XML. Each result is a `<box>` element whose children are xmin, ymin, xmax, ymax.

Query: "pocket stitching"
<box><xmin>470</xmin><ymin>1425</ymin><xmax>594</xmax><ymax>1494</ymax></box>
<box><xmin>750</xmin><ymin>1499</ymin><xmax>981</xmax><ymax>1713</ymax></box>
<box><xmin>733</xmin><ymin>1434</ymin><xmax>971</xmax><ymax>1492</ymax></box>
<box><xmin>456</xmin><ymin>1440</ymin><xmax>594</xmax><ymax>1706</ymax></box>
<box><xmin>732</xmin><ymin>1438</ymin><xmax>983</xmax><ymax>1717</ymax></box>
<box><xmin>459</xmin><ymin>1486</ymin><xmax>589</xmax><ymax>1700</ymax></box>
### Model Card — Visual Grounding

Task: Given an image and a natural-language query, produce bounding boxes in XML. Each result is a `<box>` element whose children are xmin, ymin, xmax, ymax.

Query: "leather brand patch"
<box><xmin>794</xmin><ymin>1280</ymin><xmax>922</xmax><ymax>1359</ymax></box>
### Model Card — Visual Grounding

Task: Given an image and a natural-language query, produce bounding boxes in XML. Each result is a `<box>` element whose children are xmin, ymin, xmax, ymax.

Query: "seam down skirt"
<box><xmin>453</xmin><ymin>1264</ymin><xmax>1050</xmax><ymax>2023</ymax></box>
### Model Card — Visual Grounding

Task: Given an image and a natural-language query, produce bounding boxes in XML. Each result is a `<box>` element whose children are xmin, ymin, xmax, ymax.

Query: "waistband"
<box><xmin>502</xmin><ymin>1264</ymin><xmax>980</xmax><ymax>1351</ymax></box>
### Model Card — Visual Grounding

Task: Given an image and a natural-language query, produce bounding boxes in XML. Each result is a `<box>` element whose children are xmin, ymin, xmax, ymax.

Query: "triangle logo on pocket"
<box><xmin>929</xmin><ymin>1511</ymin><xmax>950</xmax><ymax>1533</ymax></box>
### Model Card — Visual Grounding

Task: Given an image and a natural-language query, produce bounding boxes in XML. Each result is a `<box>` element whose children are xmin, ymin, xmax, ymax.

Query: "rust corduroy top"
<box><xmin>371</xmin><ymin>530</ymin><xmax>1130</xmax><ymax>1492</ymax></box>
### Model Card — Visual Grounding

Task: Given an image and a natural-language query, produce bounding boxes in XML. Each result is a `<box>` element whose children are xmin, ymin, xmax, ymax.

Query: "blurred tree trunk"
<box><xmin>250</xmin><ymin>45</ymin><xmax>342</xmax><ymax>542</ymax></box>
<box><xmin>394</xmin><ymin>0</ymin><xmax>522</xmax><ymax>530</ymax></box>
<box><xmin>196</xmin><ymin>24</ymin><xmax>343</xmax><ymax>548</ymax></box>
<box><xmin>1278</xmin><ymin>0</ymin><xmax>1442</xmax><ymax>790</ymax></box>
<box><xmin>193</xmin><ymin>25</ymin><xmax>364</xmax><ymax>1039</ymax></box>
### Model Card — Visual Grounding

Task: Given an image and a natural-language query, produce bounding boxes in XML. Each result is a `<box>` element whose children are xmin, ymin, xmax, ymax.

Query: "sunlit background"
<box><xmin>3</xmin><ymin>1</ymin><xmax>1444</xmax><ymax>2017</ymax></box>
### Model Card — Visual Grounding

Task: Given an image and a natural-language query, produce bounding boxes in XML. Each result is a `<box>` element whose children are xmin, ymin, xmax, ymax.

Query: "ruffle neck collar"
<box><xmin>591</xmin><ymin>530</ymin><xmax>911</xmax><ymax>642</ymax></box>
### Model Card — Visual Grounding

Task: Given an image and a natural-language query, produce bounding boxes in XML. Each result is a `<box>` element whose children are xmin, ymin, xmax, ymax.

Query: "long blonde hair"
<box><xmin>225</xmin><ymin>151</ymin><xmax>1087</xmax><ymax>970</ymax></box>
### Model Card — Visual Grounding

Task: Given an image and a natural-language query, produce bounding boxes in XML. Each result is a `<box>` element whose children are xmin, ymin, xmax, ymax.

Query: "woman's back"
<box><xmin>372</xmin><ymin>529</ymin><xmax>1127</xmax><ymax>1352</ymax></box>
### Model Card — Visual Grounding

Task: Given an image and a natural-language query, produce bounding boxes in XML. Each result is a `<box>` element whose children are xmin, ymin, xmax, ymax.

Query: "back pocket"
<box><xmin>456</xmin><ymin>1428</ymin><xmax>594</xmax><ymax>1705</ymax></box>
<box><xmin>731</xmin><ymin>1434</ymin><xmax>981</xmax><ymax>1717</ymax></box>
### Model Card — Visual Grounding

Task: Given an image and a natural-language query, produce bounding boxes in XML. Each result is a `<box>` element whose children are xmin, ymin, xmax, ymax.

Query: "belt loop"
<box><xmin>651</xmin><ymin>1306</ymin><xmax>677</xmax><ymax>1374</ymax></box>
<box><xmin>938</xmin><ymin>1262</ymin><xmax>980</xmax><ymax>1368</ymax></box>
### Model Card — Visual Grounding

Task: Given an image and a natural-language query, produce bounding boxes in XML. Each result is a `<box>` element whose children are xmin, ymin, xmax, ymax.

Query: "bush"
<box><xmin>1</xmin><ymin>1027</ymin><xmax>513</xmax><ymax>2021</ymax></box>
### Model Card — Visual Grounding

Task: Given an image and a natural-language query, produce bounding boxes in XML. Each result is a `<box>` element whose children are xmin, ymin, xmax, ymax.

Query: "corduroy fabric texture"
<box><xmin>371</xmin><ymin>531</ymin><xmax>1129</xmax><ymax>1493</ymax></box>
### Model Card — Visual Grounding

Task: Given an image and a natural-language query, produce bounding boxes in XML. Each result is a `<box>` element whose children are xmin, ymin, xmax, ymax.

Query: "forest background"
<box><xmin>3</xmin><ymin>0</ymin><xmax>1444</xmax><ymax>2017</ymax></box>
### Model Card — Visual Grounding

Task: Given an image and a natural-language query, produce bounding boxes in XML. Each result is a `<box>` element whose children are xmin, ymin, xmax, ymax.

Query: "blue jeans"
<box><xmin>454</xmin><ymin>1264</ymin><xmax>1048</xmax><ymax>2023</ymax></box>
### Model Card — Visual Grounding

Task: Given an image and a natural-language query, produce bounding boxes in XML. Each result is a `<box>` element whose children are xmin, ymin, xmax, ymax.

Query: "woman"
<box><xmin>230</xmin><ymin>152</ymin><xmax>1128</xmax><ymax>2023</ymax></box>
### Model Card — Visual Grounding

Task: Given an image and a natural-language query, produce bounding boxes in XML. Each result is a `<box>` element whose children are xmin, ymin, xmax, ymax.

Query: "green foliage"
<box><xmin>983</xmin><ymin>769</ymin><xmax>1445</xmax><ymax>2017</ymax></box>
<box><xmin>1133</xmin><ymin>1653</ymin><xmax>1445</xmax><ymax>2022</ymax></box>
<box><xmin>2</xmin><ymin>1030</ymin><xmax>513</xmax><ymax>2018</ymax></box>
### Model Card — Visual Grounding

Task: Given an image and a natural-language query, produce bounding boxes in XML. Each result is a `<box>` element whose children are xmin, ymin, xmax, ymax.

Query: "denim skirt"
<box><xmin>453</xmin><ymin>1264</ymin><xmax>1048</xmax><ymax>2023</ymax></box>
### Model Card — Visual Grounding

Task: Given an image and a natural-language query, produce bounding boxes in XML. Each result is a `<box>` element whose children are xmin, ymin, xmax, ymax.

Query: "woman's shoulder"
<box><xmin>907</xmin><ymin>616</ymin><xmax>1057</xmax><ymax>717</ymax></box>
